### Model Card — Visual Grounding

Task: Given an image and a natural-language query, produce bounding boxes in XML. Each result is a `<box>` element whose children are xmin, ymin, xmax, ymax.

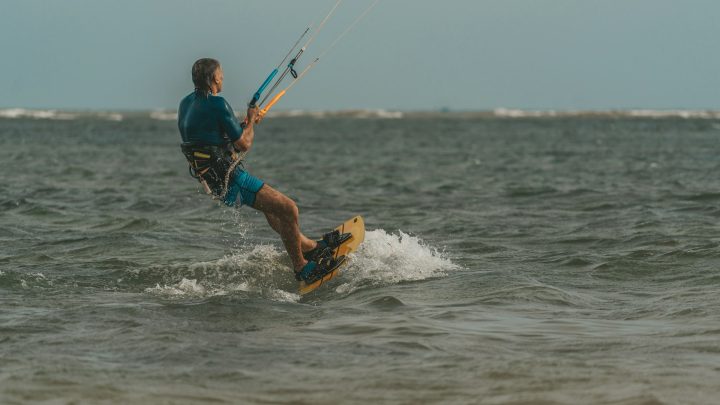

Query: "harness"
<box><xmin>180</xmin><ymin>143</ymin><xmax>243</xmax><ymax>200</ymax></box>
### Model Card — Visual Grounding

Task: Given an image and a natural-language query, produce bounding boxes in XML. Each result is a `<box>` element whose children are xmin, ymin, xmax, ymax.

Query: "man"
<box><xmin>178</xmin><ymin>58</ymin><xmax>344</xmax><ymax>282</ymax></box>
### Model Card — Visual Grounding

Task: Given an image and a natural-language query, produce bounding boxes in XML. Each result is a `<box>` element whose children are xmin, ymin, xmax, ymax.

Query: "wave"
<box><xmin>493</xmin><ymin>108</ymin><xmax>560</xmax><ymax>118</ymax></box>
<box><xmin>475</xmin><ymin>282</ymin><xmax>601</xmax><ymax>307</ymax></box>
<box><xmin>0</xmin><ymin>270</ymin><xmax>54</xmax><ymax>290</ymax></box>
<box><xmin>491</xmin><ymin>108</ymin><xmax>720</xmax><ymax>119</ymax></box>
<box><xmin>0</xmin><ymin>108</ymin><xmax>123</xmax><ymax>121</ymax></box>
<box><xmin>266</xmin><ymin>109</ymin><xmax>404</xmax><ymax>119</ymax></box>
<box><xmin>99</xmin><ymin>112</ymin><xmax>123</xmax><ymax>121</ymax></box>
<box><xmin>624</xmin><ymin>109</ymin><xmax>720</xmax><ymax>119</ymax></box>
<box><xmin>149</xmin><ymin>110</ymin><xmax>177</xmax><ymax>121</ymax></box>
<box><xmin>0</xmin><ymin>108</ymin><xmax>77</xmax><ymax>120</ymax></box>
<box><xmin>0</xmin><ymin>108</ymin><xmax>404</xmax><ymax>121</ymax></box>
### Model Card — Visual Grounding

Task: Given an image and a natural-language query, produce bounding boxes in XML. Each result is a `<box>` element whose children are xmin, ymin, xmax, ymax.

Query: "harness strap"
<box><xmin>181</xmin><ymin>143</ymin><xmax>243</xmax><ymax>200</ymax></box>
<box><xmin>219</xmin><ymin>150</ymin><xmax>247</xmax><ymax>201</ymax></box>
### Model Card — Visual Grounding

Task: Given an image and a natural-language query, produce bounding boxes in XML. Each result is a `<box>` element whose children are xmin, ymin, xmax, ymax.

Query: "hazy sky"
<box><xmin>1</xmin><ymin>0</ymin><xmax>718</xmax><ymax>111</ymax></box>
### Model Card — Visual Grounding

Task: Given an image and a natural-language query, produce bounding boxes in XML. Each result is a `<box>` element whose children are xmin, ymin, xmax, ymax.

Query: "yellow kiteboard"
<box><xmin>299</xmin><ymin>215</ymin><xmax>365</xmax><ymax>295</ymax></box>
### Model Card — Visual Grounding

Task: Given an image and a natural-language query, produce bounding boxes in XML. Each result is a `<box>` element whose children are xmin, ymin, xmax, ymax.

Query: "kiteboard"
<box><xmin>299</xmin><ymin>215</ymin><xmax>365</xmax><ymax>295</ymax></box>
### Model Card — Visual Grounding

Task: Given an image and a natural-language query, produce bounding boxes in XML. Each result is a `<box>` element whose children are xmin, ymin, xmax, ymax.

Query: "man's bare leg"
<box><xmin>252</xmin><ymin>185</ymin><xmax>315</xmax><ymax>272</ymax></box>
<box><xmin>263</xmin><ymin>211</ymin><xmax>316</xmax><ymax>252</ymax></box>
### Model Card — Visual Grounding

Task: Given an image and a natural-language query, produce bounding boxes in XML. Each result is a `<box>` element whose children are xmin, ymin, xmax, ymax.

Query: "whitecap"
<box><xmin>265</xmin><ymin>109</ymin><xmax>403</xmax><ymax>119</ymax></box>
<box><xmin>493</xmin><ymin>108</ymin><xmax>558</xmax><ymax>118</ymax></box>
<box><xmin>490</xmin><ymin>108</ymin><xmax>720</xmax><ymax>119</ymax></box>
<box><xmin>335</xmin><ymin>229</ymin><xmax>458</xmax><ymax>294</ymax></box>
<box><xmin>626</xmin><ymin>109</ymin><xmax>720</xmax><ymax>119</ymax></box>
<box><xmin>0</xmin><ymin>108</ymin><xmax>76</xmax><ymax>120</ymax></box>
<box><xmin>149</xmin><ymin>110</ymin><xmax>177</xmax><ymax>121</ymax></box>
<box><xmin>98</xmin><ymin>112</ymin><xmax>123</xmax><ymax>121</ymax></box>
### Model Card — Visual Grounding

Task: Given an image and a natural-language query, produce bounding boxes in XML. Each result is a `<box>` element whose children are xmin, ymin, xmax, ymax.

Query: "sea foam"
<box><xmin>335</xmin><ymin>229</ymin><xmax>458</xmax><ymax>294</ymax></box>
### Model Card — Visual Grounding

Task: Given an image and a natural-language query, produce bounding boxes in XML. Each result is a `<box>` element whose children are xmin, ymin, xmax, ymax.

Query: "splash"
<box><xmin>146</xmin><ymin>278</ymin><xmax>210</xmax><ymax>296</ymax></box>
<box><xmin>142</xmin><ymin>229</ymin><xmax>457</xmax><ymax>300</ymax></box>
<box><xmin>335</xmin><ymin>229</ymin><xmax>458</xmax><ymax>294</ymax></box>
<box><xmin>143</xmin><ymin>244</ymin><xmax>301</xmax><ymax>303</ymax></box>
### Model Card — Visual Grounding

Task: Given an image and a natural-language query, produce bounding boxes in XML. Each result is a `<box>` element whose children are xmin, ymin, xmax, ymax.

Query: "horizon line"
<box><xmin>3</xmin><ymin>107</ymin><xmax>720</xmax><ymax>121</ymax></box>
<box><xmin>3</xmin><ymin>106</ymin><xmax>720</xmax><ymax>113</ymax></box>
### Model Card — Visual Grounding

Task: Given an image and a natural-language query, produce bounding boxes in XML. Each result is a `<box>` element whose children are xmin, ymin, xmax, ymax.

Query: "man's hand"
<box><xmin>235</xmin><ymin>107</ymin><xmax>258</xmax><ymax>152</ymax></box>
<box><xmin>246</xmin><ymin>106</ymin><xmax>259</xmax><ymax>125</ymax></box>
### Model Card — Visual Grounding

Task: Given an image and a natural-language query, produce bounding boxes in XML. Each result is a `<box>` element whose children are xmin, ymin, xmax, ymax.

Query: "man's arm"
<box><xmin>216</xmin><ymin>97</ymin><xmax>258</xmax><ymax>153</ymax></box>
<box><xmin>233</xmin><ymin>107</ymin><xmax>258</xmax><ymax>152</ymax></box>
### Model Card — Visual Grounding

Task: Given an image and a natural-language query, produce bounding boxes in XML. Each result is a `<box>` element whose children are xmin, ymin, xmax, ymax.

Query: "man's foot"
<box><xmin>302</xmin><ymin>230</ymin><xmax>352</xmax><ymax>261</ymax></box>
<box><xmin>294</xmin><ymin>255</ymin><xmax>347</xmax><ymax>284</ymax></box>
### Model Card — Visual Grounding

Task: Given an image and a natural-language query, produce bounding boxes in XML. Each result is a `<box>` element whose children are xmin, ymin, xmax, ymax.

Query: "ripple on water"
<box><xmin>681</xmin><ymin>191</ymin><xmax>720</xmax><ymax>202</ymax></box>
<box><xmin>476</xmin><ymin>282</ymin><xmax>600</xmax><ymax>308</ymax></box>
<box><xmin>366</xmin><ymin>296</ymin><xmax>406</xmax><ymax>310</ymax></box>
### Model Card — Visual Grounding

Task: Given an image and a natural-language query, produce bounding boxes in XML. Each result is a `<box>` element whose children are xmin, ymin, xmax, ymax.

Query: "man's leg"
<box><xmin>252</xmin><ymin>185</ymin><xmax>315</xmax><ymax>272</ymax></box>
<box><xmin>263</xmin><ymin>211</ymin><xmax>316</xmax><ymax>252</ymax></box>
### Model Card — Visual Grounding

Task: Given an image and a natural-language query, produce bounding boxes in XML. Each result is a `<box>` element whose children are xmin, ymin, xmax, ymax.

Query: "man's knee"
<box><xmin>257</xmin><ymin>186</ymin><xmax>298</xmax><ymax>220</ymax></box>
<box><xmin>282</xmin><ymin>197</ymin><xmax>299</xmax><ymax>221</ymax></box>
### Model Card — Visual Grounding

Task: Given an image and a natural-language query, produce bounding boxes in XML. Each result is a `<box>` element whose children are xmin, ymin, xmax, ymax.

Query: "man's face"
<box><xmin>214</xmin><ymin>66</ymin><xmax>224</xmax><ymax>93</ymax></box>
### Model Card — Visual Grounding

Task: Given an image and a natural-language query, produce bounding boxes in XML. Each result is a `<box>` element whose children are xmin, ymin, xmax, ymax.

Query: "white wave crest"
<box><xmin>335</xmin><ymin>229</ymin><xmax>459</xmax><ymax>294</ymax></box>
<box><xmin>97</xmin><ymin>112</ymin><xmax>123</xmax><ymax>121</ymax></box>
<box><xmin>0</xmin><ymin>108</ymin><xmax>77</xmax><ymax>120</ymax></box>
<box><xmin>625</xmin><ymin>109</ymin><xmax>720</xmax><ymax>119</ymax></box>
<box><xmin>491</xmin><ymin>108</ymin><xmax>720</xmax><ymax>119</ymax></box>
<box><xmin>0</xmin><ymin>109</ymin><xmax>125</xmax><ymax>121</ymax></box>
<box><xmin>493</xmin><ymin>108</ymin><xmax>559</xmax><ymax>118</ymax></box>
<box><xmin>149</xmin><ymin>110</ymin><xmax>178</xmax><ymax>121</ymax></box>
<box><xmin>267</xmin><ymin>109</ymin><xmax>404</xmax><ymax>119</ymax></box>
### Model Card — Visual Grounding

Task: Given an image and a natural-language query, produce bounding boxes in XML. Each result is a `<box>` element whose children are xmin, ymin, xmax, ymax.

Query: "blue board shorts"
<box><xmin>223</xmin><ymin>167</ymin><xmax>265</xmax><ymax>208</ymax></box>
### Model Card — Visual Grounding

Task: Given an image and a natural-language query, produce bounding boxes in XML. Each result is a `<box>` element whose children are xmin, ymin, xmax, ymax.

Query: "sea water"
<box><xmin>1</xmin><ymin>111</ymin><xmax>720</xmax><ymax>404</ymax></box>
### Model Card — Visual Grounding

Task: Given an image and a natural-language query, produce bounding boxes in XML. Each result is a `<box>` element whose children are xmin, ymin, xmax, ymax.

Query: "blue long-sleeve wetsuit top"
<box><xmin>178</xmin><ymin>91</ymin><xmax>244</xmax><ymax>146</ymax></box>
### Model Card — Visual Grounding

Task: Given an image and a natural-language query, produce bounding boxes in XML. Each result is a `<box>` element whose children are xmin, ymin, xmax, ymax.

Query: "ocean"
<box><xmin>2</xmin><ymin>110</ymin><xmax>720</xmax><ymax>404</ymax></box>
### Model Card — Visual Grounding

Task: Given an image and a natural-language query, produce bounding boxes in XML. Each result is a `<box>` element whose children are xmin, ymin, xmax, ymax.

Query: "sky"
<box><xmin>1</xmin><ymin>0</ymin><xmax>718</xmax><ymax>111</ymax></box>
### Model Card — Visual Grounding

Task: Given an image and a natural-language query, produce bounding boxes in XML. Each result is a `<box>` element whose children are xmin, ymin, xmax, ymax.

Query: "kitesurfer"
<box><xmin>178</xmin><ymin>58</ymin><xmax>342</xmax><ymax>282</ymax></box>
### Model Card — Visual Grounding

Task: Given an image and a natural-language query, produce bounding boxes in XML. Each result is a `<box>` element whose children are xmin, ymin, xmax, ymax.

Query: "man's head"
<box><xmin>192</xmin><ymin>58</ymin><xmax>223</xmax><ymax>96</ymax></box>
